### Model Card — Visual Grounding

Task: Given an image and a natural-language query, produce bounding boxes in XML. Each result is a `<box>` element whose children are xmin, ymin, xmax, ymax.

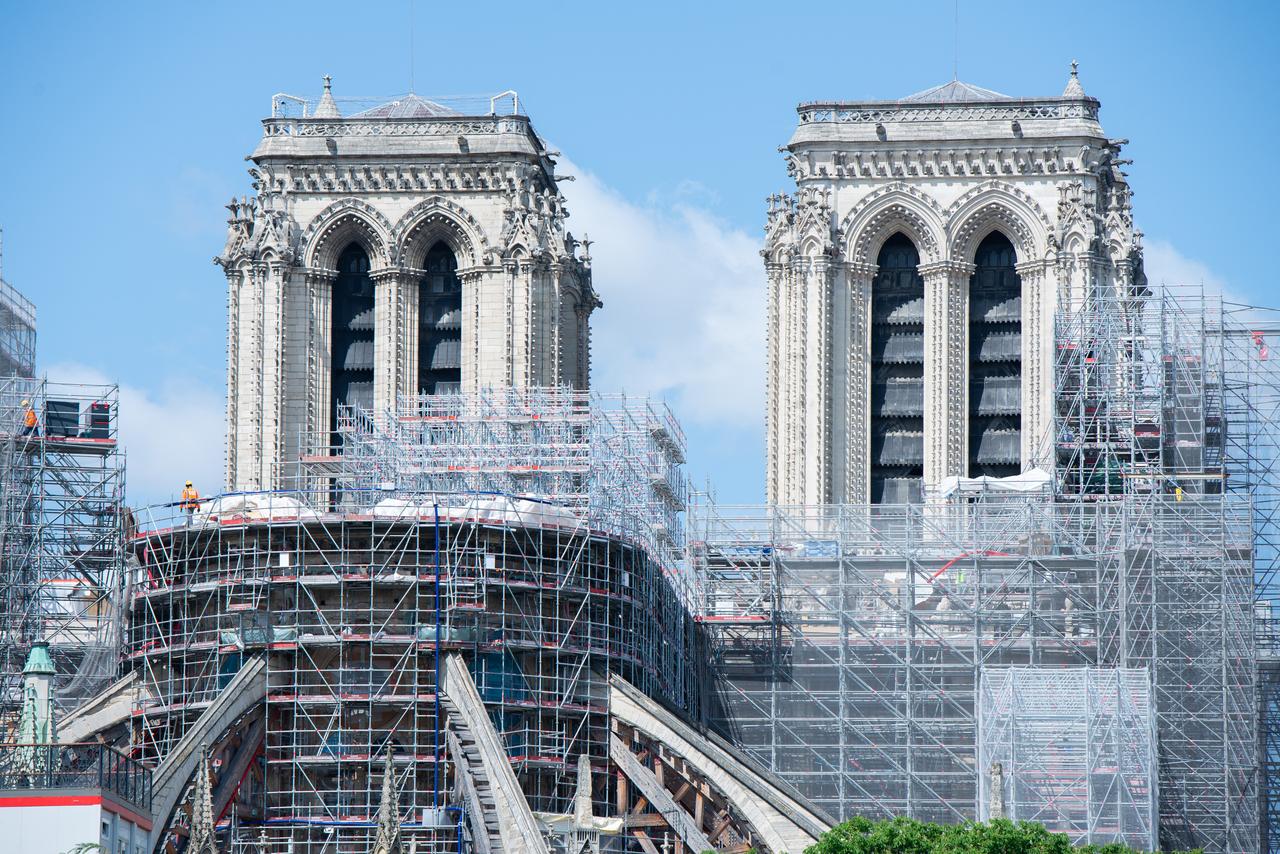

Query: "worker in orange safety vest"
<box><xmin>181</xmin><ymin>480</ymin><xmax>200</xmax><ymax>525</ymax></box>
<box><xmin>20</xmin><ymin>399</ymin><xmax>38</xmax><ymax>437</ymax></box>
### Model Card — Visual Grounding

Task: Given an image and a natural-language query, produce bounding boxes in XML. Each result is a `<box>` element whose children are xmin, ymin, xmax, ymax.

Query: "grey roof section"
<box><xmin>901</xmin><ymin>79</ymin><xmax>1012</xmax><ymax>102</ymax></box>
<box><xmin>351</xmin><ymin>94</ymin><xmax>461</xmax><ymax>119</ymax></box>
<box><xmin>313</xmin><ymin>76</ymin><xmax>341</xmax><ymax>119</ymax></box>
<box><xmin>789</xmin><ymin>65</ymin><xmax>1105</xmax><ymax>146</ymax></box>
<box><xmin>1063</xmin><ymin>61</ymin><xmax>1086</xmax><ymax>97</ymax></box>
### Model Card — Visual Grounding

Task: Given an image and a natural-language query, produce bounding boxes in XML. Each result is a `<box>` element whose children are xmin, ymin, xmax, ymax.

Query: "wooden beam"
<box><xmin>623</xmin><ymin>814</ymin><xmax>670</xmax><ymax>828</ymax></box>
<box><xmin>611</xmin><ymin>734</ymin><xmax>713</xmax><ymax>853</ymax></box>
<box><xmin>708</xmin><ymin>814</ymin><xmax>733</xmax><ymax>843</ymax></box>
<box><xmin>633</xmin><ymin>830</ymin><xmax>661</xmax><ymax>854</ymax></box>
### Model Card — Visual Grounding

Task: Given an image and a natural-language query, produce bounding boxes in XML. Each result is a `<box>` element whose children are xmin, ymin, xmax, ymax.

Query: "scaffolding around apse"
<box><xmin>295</xmin><ymin>387</ymin><xmax>690</xmax><ymax>587</ymax></box>
<box><xmin>0</xmin><ymin>377</ymin><xmax>126</xmax><ymax>724</ymax></box>
<box><xmin>126</xmin><ymin>389</ymin><xmax>695</xmax><ymax>852</ymax></box>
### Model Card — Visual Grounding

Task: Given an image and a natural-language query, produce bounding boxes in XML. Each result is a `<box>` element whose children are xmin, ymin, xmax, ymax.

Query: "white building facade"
<box><xmin>765</xmin><ymin>68</ymin><xmax>1144</xmax><ymax>505</ymax></box>
<box><xmin>219</xmin><ymin>80</ymin><xmax>599</xmax><ymax>491</ymax></box>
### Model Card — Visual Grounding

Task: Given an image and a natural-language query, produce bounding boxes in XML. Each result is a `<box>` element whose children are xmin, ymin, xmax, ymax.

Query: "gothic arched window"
<box><xmin>968</xmin><ymin>231</ymin><xmax>1022</xmax><ymax>478</ymax></box>
<box><xmin>331</xmin><ymin>243</ymin><xmax>374</xmax><ymax>444</ymax></box>
<box><xmin>870</xmin><ymin>232</ymin><xmax>925</xmax><ymax>504</ymax></box>
<box><xmin>419</xmin><ymin>241</ymin><xmax>462</xmax><ymax>395</ymax></box>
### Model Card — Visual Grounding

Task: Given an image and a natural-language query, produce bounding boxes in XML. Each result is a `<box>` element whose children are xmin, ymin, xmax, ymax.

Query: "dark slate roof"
<box><xmin>351</xmin><ymin>94</ymin><xmax>461</xmax><ymax>119</ymax></box>
<box><xmin>900</xmin><ymin>80</ymin><xmax>1012</xmax><ymax>103</ymax></box>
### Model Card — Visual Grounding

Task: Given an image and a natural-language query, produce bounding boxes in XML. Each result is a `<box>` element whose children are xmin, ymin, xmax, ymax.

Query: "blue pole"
<box><xmin>433</xmin><ymin>502</ymin><xmax>441</xmax><ymax>811</ymax></box>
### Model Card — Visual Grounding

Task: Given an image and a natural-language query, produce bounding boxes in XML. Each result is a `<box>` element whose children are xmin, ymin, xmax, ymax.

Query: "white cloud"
<box><xmin>43</xmin><ymin>363</ymin><xmax>224</xmax><ymax>508</ymax></box>
<box><xmin>1143</xmin><ymin>238</ymin><xmax>1230</xmax><ymax>296</ymax></box>
<box><xmin>38</xmin><ymin>168</ymin><xmax>762</xmax><ymax>508</ymax></box>
<box><xmin>559</xmin><ymin>162</ymin><xmax>764</xmax><ymax>425</ymax></box>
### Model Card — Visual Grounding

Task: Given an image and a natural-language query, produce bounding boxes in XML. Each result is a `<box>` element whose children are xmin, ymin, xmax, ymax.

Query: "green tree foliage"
<box><xmin>803</xmin><ymin>816</ymin><xmax>1201</xmax><ymax>854</ymax></box>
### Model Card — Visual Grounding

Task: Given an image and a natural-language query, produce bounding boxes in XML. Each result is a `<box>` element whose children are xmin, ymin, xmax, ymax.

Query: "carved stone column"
<box><xmin>281</xmin><ymin>268</ymin><xmax>318</xmax><ymax>469</ymax></box>
<box><xmin>398</xmin><ymin>270</ymin><xmax>420</xmax><ymax>401</ymax></box>
<box><xmin>372</xmin><ymin>267</ymin><xmax>413</xmax><ymax>416</ymax></box>
<box><xmin>526</xmin><ymin>261</ymin><xmax>558</xmax><ymax>387</ymax></box>
<box><xmin>224</xmin><ymin>264</ymin><xmax>245</xmax><ymax>490</ymax></box>
<box><xmin>264</xmin><ymin>261</ymin><xmax>290</xmax><ymax>487</ymax></box>
<box><xmin>574</xmin><ymin>301</ymin><xmax>591</xmax><ymax>389</ymax></box>
<box><xmin>921</xmin><ymin>261</ymin><xmax>971</xmax><ymax>493</ymax></box>
<box><xmin>458</xmin><ymin>266</ymin><xmax>488</xmax><ymax>394</ymax></box>
<box><xmin>843</xmin><ymin>262</ymin><xmax>876</xmax><ymax>505</ymax></box>
<box><xmin>1018</xmin><ymin>260</ymin><xmax>1054</xmax><ymax>471</ymax></box>
<box><xmin>547</xmin><ymin>262</ymin><xmax>567</xmax><ymax>386</ymax></box>
<box><xmin>237</xmin><ymin>261</ymin><xmax>268</xmax><ymax>490</ymax></box>
<box><xmin>802</xmin><ymin>255</ymin><xmax>834</xmax><ymax>505</ymax></box>
<box><xmin>773</xmin><ymin>257</ymin><xmax>805</xmax><ymax>506</ymax></box>
<box><xmin>764</xmin><ymin>259</ymin><xmax>785</xmax><ymax>504</ymax></box>
<box><xmin>303</xmin><ymin>269</ymin><xmax>335</xmax><ymax>447</ymax></box>
<box><xmin>499</xmin><ymin>257</ymin><xmax>519</xmax><ymax>384</ymax></box>
<box><xmin>231</xmin><ymin>260</ymin><xmax>288</xmax><ymax>491</ymax></box>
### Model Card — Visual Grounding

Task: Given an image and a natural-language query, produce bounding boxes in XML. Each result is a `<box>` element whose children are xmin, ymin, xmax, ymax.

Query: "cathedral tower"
<box><xmin>765</xmin><ymin>66</ymin><xmax>1143</xmax><ymax>505</ymax></box>
<box><xmin>219</xmin><ymin>79</ymin><xmax>599</xmax><ymax>491</ymax></box>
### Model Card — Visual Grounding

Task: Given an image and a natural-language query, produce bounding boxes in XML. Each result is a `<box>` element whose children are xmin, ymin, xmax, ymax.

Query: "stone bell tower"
<box><xmin>765</xmin><ymin>65</ymin><xmax>1143</xmax><ymax>505</ymax></box>
<box><xmin>218</xmin><ymin>78</ymin><xmax>600</xmax><ymax>491</ymax></box>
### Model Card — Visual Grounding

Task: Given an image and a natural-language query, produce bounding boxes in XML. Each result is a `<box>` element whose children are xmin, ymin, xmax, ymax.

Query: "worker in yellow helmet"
<box><xmin>19</xmin><ymin>399</ymin><xmax>38</xmax><ymax>438</ymax></box>
<box><xmin>180</xmin><ymin>480</ymin><xmax>200</xmax><ymax>525</ymax></box>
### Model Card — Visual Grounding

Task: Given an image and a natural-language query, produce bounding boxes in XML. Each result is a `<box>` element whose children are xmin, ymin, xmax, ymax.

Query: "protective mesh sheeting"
<box><xmin>977</xmin><ymin>667</ymin><xmax>1155</xmax><ymax>849</ymax></box>
<box><xmin>694</xmin><ymin>497</ymin><xmax>1255</xmax><ymax>853</ymax></box>
<box><xmin>0</xmin><ymin>277</ymin><xmax>35</xmax><ymax>379</ymax></box>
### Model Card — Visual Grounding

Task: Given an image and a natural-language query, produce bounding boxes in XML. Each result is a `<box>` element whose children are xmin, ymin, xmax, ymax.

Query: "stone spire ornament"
<box><xmin>372</xmin><ymin>749</ymin><xmax>403</xmax><ymax>854</ymax></box>
<box><xmin>188</xmin><ymin>744</ymin><xmax>220</xmax><ymax>854</ymax></box>
<box><xmin>572</xmin><ymin>752</ymin><xmax>594</xmax><ymax>826</ymax></box>
<box><xmin>1063</xmin><ymin>60</ymin><xmax>1086</xmax><ymax>97</ymax></box>
<box><xmin>989</xmin><ymin>761</ymin><xmax>1006</xmax><ymax>820</ymax></box>
<box><xmin>14</xmin><ymin>643</ymin><xmax>57</xmax><ymax>782</ymax></box>
<box><xmin>314</xmin><ymin>74</ymin><xmax>342</xmax><ymax>119</ymax></box>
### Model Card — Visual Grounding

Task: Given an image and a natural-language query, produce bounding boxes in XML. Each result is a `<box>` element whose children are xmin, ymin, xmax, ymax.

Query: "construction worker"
<box><xmin>19</xmin><ymin>399</ymin><xmax>38</xmax><ymax>437</ymax></box>
<box><xmin>181</xmin><ymin>480</ymin><xmax>200</xmax><ymax>525</ymax></box>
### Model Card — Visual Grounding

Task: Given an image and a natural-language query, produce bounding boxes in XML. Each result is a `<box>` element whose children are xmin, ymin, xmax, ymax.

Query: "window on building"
<box><xmin>968</xmin><ymin>231</ymin><xmax>1022</xmax><ymax>478</ymax></box>
<box><xmin>870</xmin><ymin>232</ymin><xmax>925</xmax><ymax>504</ymax></box>
<box><xmin>419</xmin><ymin>241</ymin><xmax>462</xmax><ymax>395</ymax></box>
<box><xmin>332</xmin><ymin>243</ymin><xmax>375</xmax><ymax>446</ymax></box>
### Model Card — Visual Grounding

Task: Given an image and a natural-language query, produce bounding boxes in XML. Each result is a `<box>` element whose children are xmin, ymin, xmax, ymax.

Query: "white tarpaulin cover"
<box><xmin>936</xmin><ymin>468</ymin><xmax>1052</xmax><ymax>498</ymax></box>
<box><xmin>197</xmin><ymin>494</ymin><xmax>321</xmax><ymax>522</ymax></box>
<box><xmin>372</xmin><ymin>495</ymin><xmax>581</xmax><ymax>528</ymax></box>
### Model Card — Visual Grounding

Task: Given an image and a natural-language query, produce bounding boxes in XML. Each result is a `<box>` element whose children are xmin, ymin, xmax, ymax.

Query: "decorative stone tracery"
<box><xmin>220</xmin><ymin>85</ymin><xmax>599</xmax><ymax>491</ymax></box>
<box><xmin>301</xmin><ymin>199</ymin><xmax>395</xmax><ymax>270</ymax></box>
<box><xmin>766</xmin><ymin>77</ymin><xmax>1143</xmax><ymax>506</ymax></box>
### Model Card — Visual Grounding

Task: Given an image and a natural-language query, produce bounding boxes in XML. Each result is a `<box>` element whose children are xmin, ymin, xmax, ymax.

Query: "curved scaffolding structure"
<box><xmin>126</xmin><ymin>389</ymin><xmax>695</xmax><ymax>852</ymax></box>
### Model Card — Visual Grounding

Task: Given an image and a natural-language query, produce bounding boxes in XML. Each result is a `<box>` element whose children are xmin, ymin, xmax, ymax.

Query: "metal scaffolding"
<box><xmin>691</xmin><ymin>495</ymin><xmax>1254</xmax><ymax>852</ymax></box>
<box><xmin>977</xmin><ymin>667</ymin><xmax>1155</xmax><ymax>847</ymax></box>
<box><xmin>1218</xmin><ymin>298</ymin><xmax>1280</xmax><ymax>853</ymax></box>
<box><xmin>0</xmin><ymin>377</ymin><xmax>126</xmax><ymax>725</ymax></box>
<box><xmin>295</xmin><ymin>387</ymin><xmax>689</xmax><ymax>581</ymax></box>
<box><xmin>691</xmin><ymin>284</ymin><xmax>1268</xmax><ymax>854</ymax></box>
<box><xmin>127</xmin><ymin>390</ymin><xmax>695</xmax><ymax>852</ymax></box>
<box><xmin>0</xmin><ymin>277</ymin><xmax>35</xmax><ymax>379</ymax></box>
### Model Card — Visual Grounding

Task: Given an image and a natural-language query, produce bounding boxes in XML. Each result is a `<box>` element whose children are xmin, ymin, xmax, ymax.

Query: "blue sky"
<box><xmin>1</xmin><ymin>1</ymin><xmax>1277</xmax><ymax>507</ymax></box>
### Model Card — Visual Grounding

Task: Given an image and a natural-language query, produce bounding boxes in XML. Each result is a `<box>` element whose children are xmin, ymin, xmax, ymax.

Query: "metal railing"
<box><xmin>0</xmin><ymin>742</ymin><xmax>152</xmax><ymax>811</ymax></box>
